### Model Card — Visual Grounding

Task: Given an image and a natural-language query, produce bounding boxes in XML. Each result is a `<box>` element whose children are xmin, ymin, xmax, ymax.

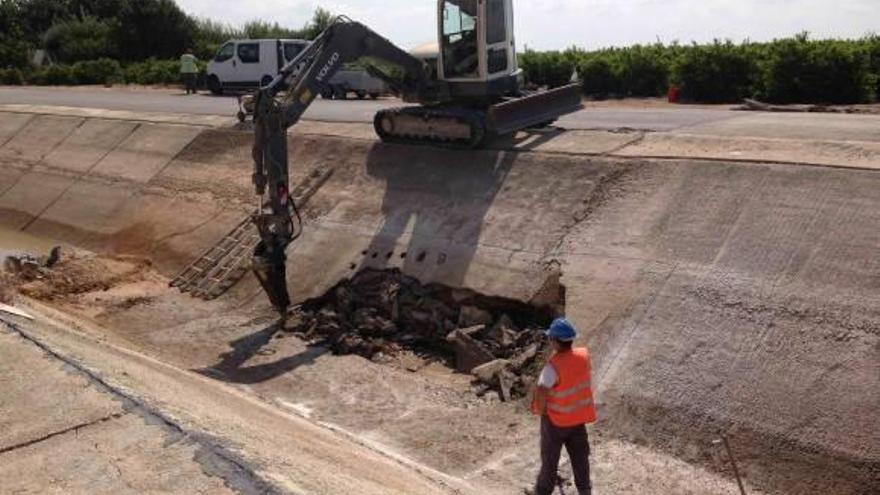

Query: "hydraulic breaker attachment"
<box><xmin>251</xmin><ymin>213</ymin><xmax>292</xmax><ymax>318</ymax></box>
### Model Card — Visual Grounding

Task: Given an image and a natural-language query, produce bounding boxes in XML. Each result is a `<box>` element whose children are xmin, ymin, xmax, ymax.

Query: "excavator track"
<box><xmin>373</xmin><ymin>106</ymin><xmax>488</xmax><ymax>149</ymax></box>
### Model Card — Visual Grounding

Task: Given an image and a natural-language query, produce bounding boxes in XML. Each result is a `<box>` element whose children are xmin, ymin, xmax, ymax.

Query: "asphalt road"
<box><xmin>0</xmin><ymin>86</ymin><xmax>878</xmax><ymax>141</ymax></box>
<box><xmin>0</xmin><ymin>86</ymin><xmax>733</xmax><ymax>131</ymax></box>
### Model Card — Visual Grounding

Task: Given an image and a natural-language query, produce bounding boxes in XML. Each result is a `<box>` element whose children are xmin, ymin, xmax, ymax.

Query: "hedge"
<box><xmin>0</xmin><ymin>68</ymin><xmax>25</xmax><ymax>85</ymax></box>
<box><xmin>519</xmin><ymin>35</ymin><xmax>879</xmax><ymax>104</ymax></box>
<box><xmin>672</xmin><ymin>41</ymin><xmax>760</xmax><ymax>103</ymax></box>
<box><xmin>5</xmin><ymin>34</ymin><xmax>878</xmax><ymax>104</ymax></box>
<box><xmin>14</xmin><ymin>58</ymin><xmax>207</xmax><ymax>86</ymax></box>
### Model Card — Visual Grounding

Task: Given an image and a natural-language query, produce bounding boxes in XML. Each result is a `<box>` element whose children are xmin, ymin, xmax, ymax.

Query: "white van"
<box><xmin>207</xmin><ymin>39</ymin><xmax>309</xmax><ymax>94</ymax></box>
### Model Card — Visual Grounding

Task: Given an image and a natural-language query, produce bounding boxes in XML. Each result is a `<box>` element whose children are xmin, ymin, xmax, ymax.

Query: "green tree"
<box><xmin>763</xmin><ymin>35</ymin><xmax>872</xmax><ymax>104</ymax></box>
<box><xmin>0</xmin><ymin>0</ymin><xmax>30</xmax><ymax>67</ymax></box>
<box><xmin>113</xmin><ymin>0</ymin><xmax>195</xmax><ymax>61</ymax></box>
<box><xmin>44</xmin><ymin>16</ymin><xmax>117</xmax><ymax>63</ymax></box>
<box><xmin>242</xmin><ymin>20</ymin><xmax>299</xmax><ymax>39</ymax></box>
<box><xmin>10</xmin><ymin>0</ymin><xmax>75</xmax><ymax>44</ymax></box>
<box><xmin>193</xmin><ymin>17</ymin><xmax>241</xmax><ymax>59</ymax></box>
<box><xmin>304</xmin><ymin>7</ymin><xmax>334</xmax><ymax>39</ymax></box>
<box><xmin>672</xmin><ymin>41</ymin><xmax>760</xmax><ymax>103</ymax></box>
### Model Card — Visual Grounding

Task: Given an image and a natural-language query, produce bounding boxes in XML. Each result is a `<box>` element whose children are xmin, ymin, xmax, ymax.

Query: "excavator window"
<box><xmin>486</xmin><ymin>0</ymin><xmax>508</xmax><ymax>74</ymax></box>
<box><xmin>486</xmin><ymin>0</ymin><xmax>506</xmax><ymax>44</ymax></box>
<box><xmin>442</xmin><ymin>0</ymin><xmax>479</xmax><ymax>79</ymax></box>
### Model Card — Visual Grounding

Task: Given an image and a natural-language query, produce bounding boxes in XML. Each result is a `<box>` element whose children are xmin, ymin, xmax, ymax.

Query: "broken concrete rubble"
<box><xmin>288</xmin><ymin>269</ymin><xmax>560</xmax><ymax>399</ymax></box>
<box><xmin>472</xmin><ymin>359</ymin><xmax>511</xmax><ymax>383</ymax></box>
<box><xmin>446</xmin><ymin>326</ymin><xmax>494</xmax><ymax>373</ymax></box>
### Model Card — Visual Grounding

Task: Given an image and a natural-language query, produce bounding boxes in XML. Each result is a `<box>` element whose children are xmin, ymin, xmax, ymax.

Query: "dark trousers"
<box><xmin>182</xmin><ymin>73</ymin><xmax>197</xmax><ymax>94</ymax></box>
<box><xmin>535</xmin><ymin>416</ymin><xmax>592</xmax><ymax>495</ymax></box>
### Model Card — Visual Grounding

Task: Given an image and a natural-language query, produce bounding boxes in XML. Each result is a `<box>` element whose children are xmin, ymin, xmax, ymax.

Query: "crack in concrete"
<box><xmin>0</xmin><ymin>412</ymin><xmax>128</xmax><ymax>455</ymax></box>
<box><xmin>0</xmin><ymin>318</ymin><xmax>289</xmax><ymax>495</ymax></box>
<box><xmin>601</xmin><ymin>132</ymin><xmax>647</xmax><ymax>156</ymax></box>
<box><xmin>548</xmin><ymin>164</ymin><xmax>639</xmax><ymax>257</ymax></box>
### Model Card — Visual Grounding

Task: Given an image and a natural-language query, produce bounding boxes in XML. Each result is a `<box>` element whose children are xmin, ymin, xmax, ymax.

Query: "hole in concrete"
<box><xmin>361</xmin><ymin>250</ymin><xmax>368</xmax><ymax>256</ymax></box>
<box><xmin>288</xmin><ymin>269</ymin><xmax>564</xmax><ymax>400</ymax></box>
<box><xmin>416</xmin><ymin>251</ymin><xmax>427</xmax><ymax>263</ymax></box>
<box><xmin>385</xmin><ymin>251</ymin><xmax>393</xmax><ymax>260</ymax></box>
<box><xmin>371</xmin><ymin>252</ymin><xmax>378</xmax><ymax>259</ymax></box>
<box><xmin>349</xmin><ymin>263</ymin><xmax>357</xmax><ymax>270</ymax></box>
<box><xmin>400</xmin><ymin>252</ymin><xmax>408</xmax><ymax>259</ymax></box>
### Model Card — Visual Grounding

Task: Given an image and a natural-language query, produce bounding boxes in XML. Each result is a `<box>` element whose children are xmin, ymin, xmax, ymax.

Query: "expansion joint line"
<box><xmin>0</xmin><ymin>412</ymin><xmax>128</xmax><ymax>455</ymax></box>
<box><xmin>0</xmin><ymin>113</ymin><xmax>35</xmax><ymax>149</ymax></box>
<box><xmin>0</xmin><ymin>318</ymin><xmax>286</xmax><ymax>495</ymax></box>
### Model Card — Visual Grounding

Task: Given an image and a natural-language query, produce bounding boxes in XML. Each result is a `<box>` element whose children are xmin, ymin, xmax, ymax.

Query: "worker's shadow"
<box><xmin>196</xmin><ymin>322</ymin><xmax>327</xmax><ymax>384</ymax></box>
<box><xmin>361</xmin><ymin>142</ymin><xmax>516</xmax><ymax>287</ymax></box>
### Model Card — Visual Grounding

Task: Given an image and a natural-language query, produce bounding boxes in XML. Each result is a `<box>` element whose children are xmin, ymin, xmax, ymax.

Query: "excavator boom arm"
<box><xmin>250</xmin><ymin>19</ymin><xmax>435</xmax><ymax>318</ymax></box>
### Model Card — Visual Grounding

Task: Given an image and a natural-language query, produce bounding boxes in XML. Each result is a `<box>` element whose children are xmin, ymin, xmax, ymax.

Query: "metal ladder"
<box><xmin>170</xmin><ymin>165</ymin><xmax>334</xmax><ymax>300</ymax></box>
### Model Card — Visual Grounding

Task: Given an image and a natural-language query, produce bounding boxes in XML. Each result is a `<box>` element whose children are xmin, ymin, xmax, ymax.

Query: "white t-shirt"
<box><xmin>537</xmin><ymin>364</ymin><xmax>559</xmax><ymax>388</ymax></box>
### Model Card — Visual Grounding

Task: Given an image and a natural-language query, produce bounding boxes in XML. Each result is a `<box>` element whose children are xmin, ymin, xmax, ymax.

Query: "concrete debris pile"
<box><xmin>289</xmin><ymin>269</ymin><xmax>555</xmax><ymax>400</ymax></box>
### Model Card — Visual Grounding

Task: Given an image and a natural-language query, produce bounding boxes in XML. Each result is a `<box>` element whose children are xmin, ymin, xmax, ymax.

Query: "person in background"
<box><xmin>180</xmin><ymin>48</ymin><xmax>199</xmax><ymax>95</ymax></box>
<box><xmin>526</xmin><ymin>318</ymin><xmax>597</xmax><ymax>495</ymax></box>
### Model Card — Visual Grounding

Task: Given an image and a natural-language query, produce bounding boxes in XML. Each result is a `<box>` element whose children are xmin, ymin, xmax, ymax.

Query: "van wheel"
<box><xmin>207</xmin><ymin>75</ymin><xmax>222</xmax><ymax>95</ymax></box>
<box><xmin>369</xmin><ymin>92</ymin><xmax>380</xmax><ymax>100</ymax></box>
<box><xmin>356</xmin><ymin>90</ymin><xmax>367</xmax><ymax>100</ymax></box>
<box><xmin>320</xmin><ymin>87</ymin><xmax>334</xmax><ymax>99</ymax></box>
<box><xmin>333</xmin><ymin>85</ymin><xmax>348</xmax><ymax>100</ymax></box>
<box><xmin>260</xmin><ymin>75</ymin><xmax>273</xmax><ymax>88</ymax></box>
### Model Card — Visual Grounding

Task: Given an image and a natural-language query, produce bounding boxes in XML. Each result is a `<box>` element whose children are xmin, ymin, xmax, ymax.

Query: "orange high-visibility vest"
<box><xmin>545</xmin><ymin>348</ymin><xmax>597</xmax><ymax>427</ymax></box>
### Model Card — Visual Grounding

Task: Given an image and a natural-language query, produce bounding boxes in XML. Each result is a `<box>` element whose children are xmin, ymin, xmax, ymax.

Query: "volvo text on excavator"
<box><xmin>248</xmin><ymin>1</ymin><xmax>583</xmax><ymax>318</ymax></box>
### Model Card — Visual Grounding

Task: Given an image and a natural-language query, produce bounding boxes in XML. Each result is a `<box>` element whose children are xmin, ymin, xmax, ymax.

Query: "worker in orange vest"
<box><xmin>526</xmin><ymin>318</ymin><xmax>597</xmax><ymax>495</ymax></box>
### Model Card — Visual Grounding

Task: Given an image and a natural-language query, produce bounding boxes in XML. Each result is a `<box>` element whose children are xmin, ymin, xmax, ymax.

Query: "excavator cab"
<box><xmin>438</xmin><ymin>0</ymin><xmax>521</xmax><ymax>99</ymax></box>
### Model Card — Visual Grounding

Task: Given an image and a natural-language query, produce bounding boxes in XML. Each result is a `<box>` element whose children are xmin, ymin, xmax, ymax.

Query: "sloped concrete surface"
<box><xmin>0</xmin><ymin>115</ymin><xmax>82</xmax><ymax>163</ymax></box>
<box><xmin>0</xmin><ymin>327</ymin><xmax>239</xmax><ymax>495</ymax></box>
<box><xmin>90</xmin><ymin>123</ymin><xmax>202</xmax><ymax>183</ymax></box>
<box><xmin>42</xmin><ymin>118</ymin><xmax>138</xmax><ymax>173</ymax></box>
<box><xmin>1</xmin><ymin>108</ymin><xmax>878</xmax><ymax>495</ymax></box>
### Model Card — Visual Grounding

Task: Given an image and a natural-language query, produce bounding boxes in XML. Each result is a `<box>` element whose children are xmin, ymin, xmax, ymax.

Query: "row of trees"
<box><xmin>520</xmin><ymin>34</ymin><xmax>880</xmax><ymax>104</ymax></box>
<box><xmin>1</xmin><ymin>0</ymin><xmax>877</xmax><ymax>104</ymax></box>
<box><xmin>0</xmin><ymin>0</ymin><xmax>332</xmax><ymax>67</ymax></box>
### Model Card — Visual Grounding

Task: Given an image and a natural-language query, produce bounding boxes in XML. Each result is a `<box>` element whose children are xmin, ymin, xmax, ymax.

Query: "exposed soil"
<box><xmin>288</xmin><ymin>268</ymin><xmax>560</xmax><ymax>400</ymax></box>
<box><xmin>2</xmin><ymin>249</ymin><xmax>164</xmax><ymax>321</ymax></box>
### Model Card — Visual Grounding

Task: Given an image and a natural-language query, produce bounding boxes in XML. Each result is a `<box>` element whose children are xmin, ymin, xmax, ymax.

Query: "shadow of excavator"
<box><xmin>197</xmin><ymin>322</ymin><xmax>328</xmax><ymax>384</ymax></box>
<box><xmin>359</xmin><ymin>141</ymin><xmax>518</xmax><ymax>287</ymax></box>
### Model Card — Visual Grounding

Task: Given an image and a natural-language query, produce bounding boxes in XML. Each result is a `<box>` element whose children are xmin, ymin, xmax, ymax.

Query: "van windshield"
<box><xmin>284</xmin><ymin>43</ymin><xmax>305</xmax><ymax>62</ymax></box>
<box><xmin>215</xmin><ymin>43</ymin><xmax>234</xmax><ymax>63</ymax></box>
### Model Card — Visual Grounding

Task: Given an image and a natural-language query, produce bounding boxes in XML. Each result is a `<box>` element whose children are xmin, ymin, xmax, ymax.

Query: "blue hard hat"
<box><xmin>545</xmin><ymin>318</ymin><xmax>577</xmax><ymax>342</ymax></box>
